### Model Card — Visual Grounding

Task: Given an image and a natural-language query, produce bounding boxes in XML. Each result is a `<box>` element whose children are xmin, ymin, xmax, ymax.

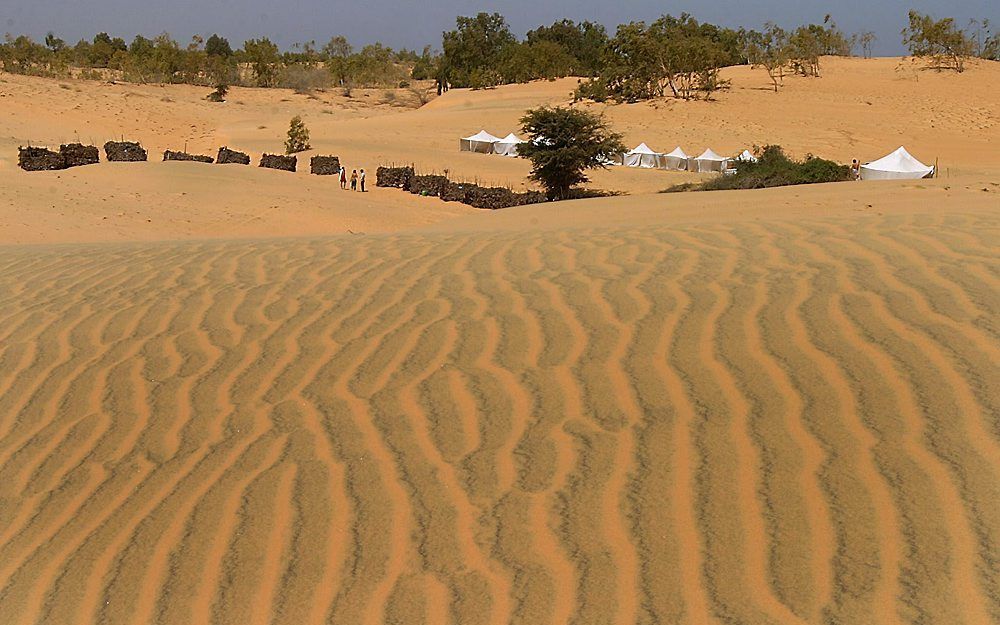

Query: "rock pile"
<box><xmin>60</xmin><ymin>143</ymin><xmax>100</xmax><ymax>167</ymax></box>
<box><xmin>18</xmin><ymin>146</ymin><xmax>66</xmax><ymax>171</ymax></box>
<box><xmin>408</xmin><ymin>174</ymin><xmax>448</xmax><ymax>197</ymax></box>
<box><xmin>310</xmin><ymin>156</ymin><xmax>341</xmax><ymax>175</ymax></box>
<box><xmin>376</xmin><ymin>166</ymin><xmax>414</xmax><ymax>189</ymax></box>
<box><xmin>104</xmin><ymin>141</ymin><xmax>148</xmax><ymax>162</ymax></box>
<box><xmin>163</xmin><ymin>150</ymin><xmax>214</xmax><ymax>163</ymax></box>
<box><xmin>260</xmin><ymin>154</ymin><xmax>297</xmax><ymax>172</ymax></box>
<box><xmin>217</xmin><ymin>147</ymin><xmax>251</xmax><ymax>165</ymax></box>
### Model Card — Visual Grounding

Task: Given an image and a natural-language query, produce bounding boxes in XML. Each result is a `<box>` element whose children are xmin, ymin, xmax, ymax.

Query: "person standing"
<box><xmin>851</xmin><ymin>159</ymin><xmax>861</xmax><ymax>180</ymax></box>
<box><xmin>339</xmin><ymin>166</ymin><xmax>348</xmax><ymax>189</ymax></box>
<box><xmin>360</xmin><ymin>169</ymin><xmax>367</xmax><ymax>192</ymax></box>
<box><xmin>350</xmin><ymin>169</ymin><xmax>358</xmax><ymax>191</ymax></box>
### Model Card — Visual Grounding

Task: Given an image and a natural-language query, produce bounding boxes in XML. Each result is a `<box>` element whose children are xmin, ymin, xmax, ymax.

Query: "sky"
<box><xmin>3</xmin><ymin>0</ymin><xmax>997</xmax><ymax>56</ymax></box>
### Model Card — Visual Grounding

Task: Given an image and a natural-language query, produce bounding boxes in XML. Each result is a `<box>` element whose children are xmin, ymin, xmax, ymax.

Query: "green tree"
<box><xmin>749</xmin><ymin>23</ymin><xmax>790</xmax><ymax>92</ymax></box>
<box><xmin>285</xmin><ymin>116</ymin><xmax>312</xmax><ymax>154</ymax></box>
<box><xmin>44</xmin><ymin>32</ymin><xmax>65</xmax><ymax>52</ymax></box>
<box><xmin>206</xmin><ymin>34</ymin><xmax>233</xmax><ymax>57</ymax></box>
<box><xmin>578</xmin><ymin>14</ymin><xmax>731</xmax><ymax>102</ymax></box>
<box><xmin>243</xmin><ymin>37</ymin><xmax>281</xmax><ymax>86</ymax></box>
<box><xmin>858</xmin><ymin>31</ymin><xmax>877</xmax><ymax>58</ymax></box>
<box><xmin>439</xmin><ymin>12</ymin><xmax>516</xmax><ymax>87</ymax></box>
<box><xmin>410</xmin><ymin>46</ymin><xmax>438</xmax><ymax>80</ymax></box>
<box><xmin>525</xmin><ymin>20</ymin><xmax>608</xmax><ymax>76</ymax></box>
<box><xmin>500</xmin><ymin>40</ymin><xmax>576</xmax><ymax>83</ymax></box>
<box><xmin>902</xmin><ymin>11</ymin><xmax>974</xmax><ymax>72</ymax></box>
<box><xmin>517</xmin><ymin>107</ymin><xmax>625</xmax><ymax>200</ymax></box>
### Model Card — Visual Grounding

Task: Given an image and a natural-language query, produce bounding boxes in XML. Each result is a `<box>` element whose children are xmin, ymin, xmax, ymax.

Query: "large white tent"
<box><xmin>623</xmin><ymin>143</ymin><xmax>660</xmax><ymax>169</ymax></box>
<box><xmin>460</xmin><ymin>130</ymin><xmax>502</xmax><ymax>154</ymax></box>
<box><xmin>693</xmin><ymin>148</ymin><xmax>729</xmax><ymax>173</ymax></box>
<box><xmin>493</xmin><ymin>133</ymin><xmax>526</xmax><ymax>157</ymax></box>
<box><xmin>735</xmin><ymin>149</ymin><xmax>758</xmax><ymax>163</ymax></box>
<box><xmin>657</xmin><ymin>146</ymin><xmax>689</xmax><ymax>171</ymax></box>
<box><xmin>860</xmin><ymin>147</ymin><xmax>934</xmax><ymax>180</ymax></box>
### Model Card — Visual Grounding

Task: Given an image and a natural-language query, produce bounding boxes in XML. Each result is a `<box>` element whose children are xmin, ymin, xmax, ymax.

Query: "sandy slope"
<box><xmin>1</xmin><ymin>57</ymin><xmax>999</xmax><ymax>625</ymax></box>
<box><xmin>2</xmin><ymin>56</ymin><xmax>998</xmax><ymax>244</ymax></box>
<box><xmin>2</xmin><ymin>208</ymin><xmax>998</xmax><ymax>625</ymax></box>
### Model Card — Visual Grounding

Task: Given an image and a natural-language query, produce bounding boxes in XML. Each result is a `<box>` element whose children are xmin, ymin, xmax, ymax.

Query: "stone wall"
<box><xmin>376</xmin><ymin>166</ymin><xmax>414</xmax><ymax>189</ymax></box>
<box><xmin>408</xmin><ymin>174</ymin><xmax>448</xmax><ymax>197</ymax></box>
<box><xmin>217</xmin><ymin>147</ymin><xmax>251</xmax><ymax>165</ymax></box>
<box><xmin>104</xmin><ymin>141</ymin><xmax>148</xmax><ymax>162</ymax></box>
<box><xmin>18</xmin><ymin>146</ymin><xmax>66</xmax><ymax>171</ymax></box>
<box><xmin>163</xmin><ymin>150</ymin><xmax>214</xmax><ymax>163</ymax></box>
<box><xmin>310</xmin><ymin>156</ymin><xmax>341</xmax><ymax>175</ymax></box>
<box><xmin>60</xmin><ymin>143</ymin><xmax>100</xmax><ymax>167</ymax></box>
<box><xmin>259</xmin><ymin>154</ymin><xmax>297</xmax><ymax>172</ymax></box>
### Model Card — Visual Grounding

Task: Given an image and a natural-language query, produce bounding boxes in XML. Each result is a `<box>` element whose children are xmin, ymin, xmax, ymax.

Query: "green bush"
<box><xmin>284</xmin><ymin>116</ymin><xmax>312</xmax><ymax>154</ymax></box>
<box><xmin>665</xmin><ymin>145</ymin><xmax>851</xmax><ymax>192</ymax></box>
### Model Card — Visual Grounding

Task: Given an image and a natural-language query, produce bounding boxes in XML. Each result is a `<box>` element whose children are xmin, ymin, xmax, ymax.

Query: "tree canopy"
<box><xmin>517</xmin><ymin>107</ymin><xmax>625</xmax><ymax>200</ymax></box>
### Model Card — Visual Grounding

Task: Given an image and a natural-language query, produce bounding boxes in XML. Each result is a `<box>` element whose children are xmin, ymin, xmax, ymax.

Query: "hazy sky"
<box><xmin>4</xmin><ymin>0</ymin><xmax>997</xmax><ymax>55</ymax></box>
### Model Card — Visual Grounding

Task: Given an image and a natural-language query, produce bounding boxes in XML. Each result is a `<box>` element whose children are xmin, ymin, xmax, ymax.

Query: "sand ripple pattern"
<box><xmin>0</xmin><ymin>211</ymin><xmax>998</xmax><ymax>625</ymax></box>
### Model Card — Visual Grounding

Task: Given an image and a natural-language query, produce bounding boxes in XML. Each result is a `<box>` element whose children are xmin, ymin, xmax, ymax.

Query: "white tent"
<box><xmin>493</xmin><ymin>133</ymin><xmax>526</xmax><ymax>157</ymax></box>
<box><xmin>623</xmin><ymin>143</ymin><xmax>660</xmax><ymax>169</ymax></box>
<box><xmin>735</xmin><ymin>150</ymin><xmax>758</xmax><ymax>163</ymax></box>
<box><xmin>657</xmin><ymin>146</ymin><xmax>689</xmax><ymax>171</ymax></box>
<box><xmin>693</xmin><ymin>148</ymin><xmax>729</xmax><ymax>173</ymax></box>
<box><xmin>860</xmin><ymin>147</ymin><xmax>934</xmax><ymax>181</ymax></box>
<box><xmin>460</xmin><ymin>130</ymin><xmax>502</xmax><ymax>154</ymax></box>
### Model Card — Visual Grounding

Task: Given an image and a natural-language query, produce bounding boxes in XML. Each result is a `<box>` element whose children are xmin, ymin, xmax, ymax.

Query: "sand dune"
<box><xmin>3</xmin><ymin>56</ymin><xmax>999</xmax><ymax>244</ymax></box>
<box><xmin>1</xmin><ymin>55</ymin><xmax>999</xmax><ymax>624</ymax></box>
<box><xmin>1</xmin><ymin>204</ymin><xmax>998</xmax><ymax>624</ymax></box>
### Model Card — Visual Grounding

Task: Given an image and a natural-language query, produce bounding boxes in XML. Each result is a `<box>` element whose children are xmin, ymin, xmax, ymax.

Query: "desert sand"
<box><xmin>1</xmin><ymin>57</ymin><xmax>999</xmax><ymax>625</ymax></box>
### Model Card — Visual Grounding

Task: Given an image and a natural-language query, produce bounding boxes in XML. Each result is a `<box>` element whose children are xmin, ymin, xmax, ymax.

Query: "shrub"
<box><xmin>664</xmin><ymin>145</ymin><xmax>851</xmax><ymax>192</ymax></box>
<box><xmin>279</xmin><ymin>64</ymin><xmax>331</xmax><ymax>92</ymax></box>
<box><xmin>284</xmin><ymin>115</ymin><xmax>311</xmax><ymax>154</ymax></box>
<box><xmin>207</xmin><ymin>83</ymin><xmax>228</xmax><ymax>102</ymax></box>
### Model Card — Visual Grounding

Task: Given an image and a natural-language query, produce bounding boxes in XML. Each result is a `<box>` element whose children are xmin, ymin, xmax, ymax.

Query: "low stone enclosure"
<box><xmin>310</xmin><ymin>156</ymin><xmax>341</xmax><ymax>175</ymax></box>
<box><xmin>104</xmin><ymin>141</ymin><xmax>148</xmax><ymax>162</ymax></box>
<box><xmin>260</xmin><ymin>154</ymin><xmax>297</xmax><ymax>172</ymax></box>
<box><xmin>217</xmin><ymin>147</ymin><xmax>251</xmax><ymax>165</ymax></box>
<box><xmin>163</xmin><ymin>150</ymin><xmax>214</xmax><ymax>163</ymax></box>
<box><xmin>376</xmin><ymin>166</ymin><xmax>546</xmax><ymax>210</ymax></box>
<box><xmin>18</xmin><ymin>143</ymin><xmax>101</xmax><ymax>171</ymax></box>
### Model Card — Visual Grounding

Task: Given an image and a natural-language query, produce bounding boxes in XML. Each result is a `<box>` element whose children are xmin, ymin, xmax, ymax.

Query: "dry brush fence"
<box><xmin>260</xmin><ymin>154</ymin><xmax>297</xmax><ymax>172</ymax></box>
<box><xmin>104</xmin><ymin>141</ymin><xmax>148</xmax><ymax>162</ymax></box>
<box><xmin>310</xmin><ymin>156</ymin><xmax>341</xmax><ymax>175</ymax></box>
<box><xmin>60</xmin><ymin>143</ymin><xmax>100</xmax><ymax>167</ymax></box>
<box><xmin>163</xmin><ymin>150</ymin><xmax>214</xmax><ymax>163</ymax></box>
<box><xmin>17</xmin><ymin>146</ymin><xmax>66</xmax><ymax>171</ymax></box>
<box><xmin>377</xmin><ymin>165</ymin><xmax>546</xmax><ymax>209</ymax></box>
<box><xmin>217</xmin><ymin>147</ymin><xmax>251</xmax><ymax>165</ymax></box>
<box><xmin>19</xmin><ymin>143</ymin><xmax>102</xmax><ymax>171</ymax></box>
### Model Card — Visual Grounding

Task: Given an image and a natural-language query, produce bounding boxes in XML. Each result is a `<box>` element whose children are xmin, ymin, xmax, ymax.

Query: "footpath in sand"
<box><xmin>1</xmin><ymin>57</ymin><xmax>999</xmax><ymax>625</ymax></box>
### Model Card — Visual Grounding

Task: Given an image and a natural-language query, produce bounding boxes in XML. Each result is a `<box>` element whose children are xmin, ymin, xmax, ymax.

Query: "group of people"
<box><xmin>339</xmin><ymin>166</ymin><xmax>366</xmax><ymax>192</ymax></box>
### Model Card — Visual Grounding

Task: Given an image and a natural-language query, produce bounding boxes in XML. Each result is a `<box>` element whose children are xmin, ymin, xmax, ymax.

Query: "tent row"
<box><xmin>462</xmin><ymin>132</ymin><xmax>935</xmax><ymax>181</ymax></box>
<box><xmin>612</xmin><ymin>144</ymin><xmax>756</xmax><ymax>173</ymax></box>
<box><xmin>615</xmin><ymin>143</ymin><xmax>935</xmax><ymax>180</ymax></box>
<box><xmin>460</xmin><ymin>131</ymin><xmax>526</xmax><ymax>157</ymax></box>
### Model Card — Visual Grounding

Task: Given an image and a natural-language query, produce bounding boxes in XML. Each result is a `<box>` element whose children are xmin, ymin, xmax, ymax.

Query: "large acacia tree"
<box><xmin>517</xmin><ymin>107</ymin><xmax>625</xmax><ymax>200</ymax></box>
